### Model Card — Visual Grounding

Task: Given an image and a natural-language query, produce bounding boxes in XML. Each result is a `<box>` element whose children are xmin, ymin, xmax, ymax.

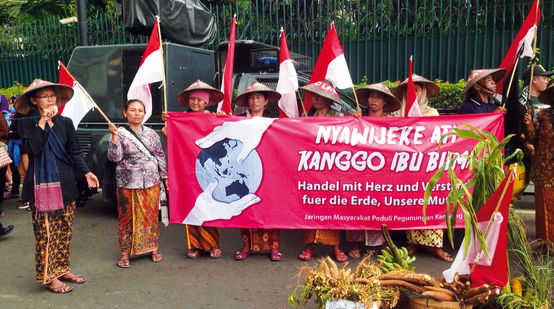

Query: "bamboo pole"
<box><xmin>526</xmin><ymin>0</ymin><xmax>541</xmax><ymax>102</ymax></box>
<box><xmin>156</xmin><ymin>16</ymin><xmax>168</xmax><ymax>112</ymax></box>
<box><xmin>58</xmin><ymin>61</ymin><xmax>111</xmax><ymax>123</ymax></box>
<box><xmin>297</xmin><ymin>91</ymin><xmax>308</xmax><ymax>117</ymax></box>
<box><xmin>351</xmin><ymin>85</ymin><xmax>361</xmax><ymax>113</ymax></box>
<box><xmin>503</xmin><ymin>55</ymin><xmax>521</xmax><ymax>108</ymax></box>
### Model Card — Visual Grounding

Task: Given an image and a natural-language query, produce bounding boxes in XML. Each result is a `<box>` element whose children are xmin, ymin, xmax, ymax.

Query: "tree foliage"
<box><xmin>0</xmin><ymin>0</ymin><xmax>112</xmax><ymax>25</ymax></box>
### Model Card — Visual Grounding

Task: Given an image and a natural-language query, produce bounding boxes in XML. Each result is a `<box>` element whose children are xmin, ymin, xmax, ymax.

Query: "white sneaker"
<box><xmin>18</xmin><ymin>202</ymin><xmax>30</xmax><ymax>210</ymax></box>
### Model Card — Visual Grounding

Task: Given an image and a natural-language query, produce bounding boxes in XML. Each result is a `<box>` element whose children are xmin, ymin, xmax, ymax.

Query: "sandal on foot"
<box><xmin>334</xmin><ymin>250</ymin><xmax>348</xmax><ymax>263</ymax></box>
<box><xmin>234</xmin><ymin>250</ymin><xmax>249</xmax><ymax>261</ymax></box>
<box><xmin>117</xmin><ymin>259</ymin><xmax>130</xmax><ymax>268</ymax></box>
<box><xmin>210</xmin><ymin>247</ymin><xmax>222</xmax><ymax>258</ymax></box>
<box><xmin>151</xmin><ymin>251</ymin><xmax>162</xmax><ymax>263</ymax></box>
<box><xmin>428</xmin><ymin>247</ymin><xmax>453</xmax><ymax>262</ymax></box>
<box><xmin>298</xmin><ymin>249</ymin><xmax>314</xmax><ymax>261</ymax></box>
<box><xmin>348</xmin><ymin>248</ymin><xmax>361</xmax><ymax>259</ymax></box>
<box><xmin>187</xmin><ymin>248</ymin><xmax>200</xmax><ymax>259</ymax></box>
<box><xmin>60</xmin><ymin>273</ymin><xmax>86</xmax><ymax>284</ymax></box>
<box><xmin>270</xmin><ymin>251</ymin><xmax>283</xmax><ymax>261</ymax></box>
<box><xmin>48</xmin><ymin>282</ymin><xmax>73</xmax><ymax>294</ymax></box>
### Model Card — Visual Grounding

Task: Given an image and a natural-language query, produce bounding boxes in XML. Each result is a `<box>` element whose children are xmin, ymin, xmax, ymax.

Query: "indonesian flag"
<box><xmin>307</xmin><ymin>23</ymin><xmax>354</xmax><ymax>109</ymax></box>
<box><xmin>217</xmin><ymin>15</ymin><xmax>236</xmax><ymax>115</ymax></box>
<box><xmin>127</xmin><ymin>17</ymin><xmax>165</xmax><ymax>122</ymax></box>
<box><xmin>57</xmin><ymin>61</ymin><xmax>96</xmax><ymax>129</ymax></box>
<box><xmin>405</xmin><ymin>56</ymin><xmax>422</xmax><ymax>117</ymax></box>
<box><xmin>276</xmin><ymin>29</ymin><xmax>299</xmax><ymax>118</ymax></box>
<box><xmin>497</xmin><ymin>0</ymin><xmax>541</xmax><ymax>93</ymax></box>
<box><xmin>443</xmin><ymin>170</ymin><xmax>514</xmax><ymax>287</ymax></box>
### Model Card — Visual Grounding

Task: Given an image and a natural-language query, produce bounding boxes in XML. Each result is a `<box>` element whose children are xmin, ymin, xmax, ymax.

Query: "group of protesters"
<box><xmin>1</xmin><ymin>62</ymin><xmax>552</xmax><ymax>294</ymax></box>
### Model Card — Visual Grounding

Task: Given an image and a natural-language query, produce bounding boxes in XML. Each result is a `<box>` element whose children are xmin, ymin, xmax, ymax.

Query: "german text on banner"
<box><xmin>167</xmin><ymin>113</ymin><xmax>504</xmax><ymax>229</ymax></box>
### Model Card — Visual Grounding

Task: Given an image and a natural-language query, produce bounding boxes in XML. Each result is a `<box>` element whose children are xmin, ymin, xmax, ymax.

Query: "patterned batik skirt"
<box><xmin>187</xmin><ymin>226</ymin><xmax>220</xmax><ymax>251</ymax></box>
<box><xmin>240</xmin><ymin>229</ymin><xmax>280</xmax><ymax>251</ymax></box>
<box><xmin>32</xmin><ymin>202</ymin><xmax>75</xmax><ymax>284</ymax></box>
<box><xmin>534</xmin><ymin>185</ymin><xmax>553</xmax><ymax>244</ymax></box>
<box><xmin>346</xmin><ymin>230</ymin><xmax>385</xmax><ymax>246</ymax></box>
<box><xmin>117</xmin><ymin>184</ymin><xmax>160</xmax><ymax>256</ymax></box>
<box><xmin>304</xmin><ymin>229</ymin><xmax>341</xmax><ymax>246</ymax></box>
<box><xmin>406</xmin><ymin>229</ymin><xmax>444</xmax><ymax>248</ymax></box>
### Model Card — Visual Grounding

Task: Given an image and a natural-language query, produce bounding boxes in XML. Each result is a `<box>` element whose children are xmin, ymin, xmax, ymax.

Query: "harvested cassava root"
<box><xmin>358</xmin><ymin>270</ymin><xmax>501</xmax><ymax>305</ymax></box>
<box><xmin>379</xmin><ymin>279</ymin><xmax>425</xmax><ymax>294</ymax></box>
<box><xmin>377</xmin><ymin>271</ymin><xmax>439</xmax><ymax>287</ymax></box>
<box><xmin>422</xmin><ymin>290</ymin><xmax>455</xmax><ymax>301</ymax></box>
<box><xmin>464</xmin><ymin>286</ymin><xmax>501</xmax><ymax>306</ymax></box>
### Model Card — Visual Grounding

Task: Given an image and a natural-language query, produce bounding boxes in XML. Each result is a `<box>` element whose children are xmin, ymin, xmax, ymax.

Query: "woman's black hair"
<box><xmin>123</xmin><ymin>99</ymin><xmax>145</xmax><ymax>110</ymax></box>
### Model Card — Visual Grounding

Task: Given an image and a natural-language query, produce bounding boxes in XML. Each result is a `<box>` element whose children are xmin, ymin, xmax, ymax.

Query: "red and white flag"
<box><xmin>496</xmin><ymin>0</ymin><xmax>541</xmax><ymax>93</ymax></box>
<box><xmin>276</xmin><ymin>29</ymin><xmax>299</xmax><ymax>118</ymax></box>
<box><xmin>405</xmin><ymin>56</ymin><xmax>422</xmax><ymax>117</ymax></box>
<box><xmin>307</xmin><ymin>23</ymin><xmax>353</xmax><ymax>109</ymax></box>
<box><xmin>57</xmin><ymin>61</ymin><xmax>96</xmax><ymax>129</ymax></box>
<box><xmin>127</xmin><ymin>17</ymin><xmax>165</xmax><ymax>122</ymax></box>
<box><xmin>443</xmin><ymin>170</ymin><xmax>514</xmax><ymax>287</ymax></box>
<box><xmin>217</xmin><ymin>15</ymin><xmax>236</xmax><ymax>115</ymax></box>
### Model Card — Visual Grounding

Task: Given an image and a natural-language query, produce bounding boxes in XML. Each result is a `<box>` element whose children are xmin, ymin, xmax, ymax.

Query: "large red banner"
<box><xmin>167</xmin><ymin>113</ymin><xmax>504</xmax><ymax>230</ymax></box>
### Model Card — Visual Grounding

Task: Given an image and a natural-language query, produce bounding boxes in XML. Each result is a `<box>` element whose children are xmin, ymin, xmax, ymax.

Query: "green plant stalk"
<box><xmin>497</xmin><ymin>209</ymin><xmax>553</xmax><ymax>308</ymax></box>
<box><xmin>423</xmin><ymin>124</ymin><xmax>519</xmax><ymax>260</ymax></box>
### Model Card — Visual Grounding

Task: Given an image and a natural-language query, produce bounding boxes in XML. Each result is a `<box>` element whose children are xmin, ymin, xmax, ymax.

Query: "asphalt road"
<box><xmin>0</xmin><ymin>192</ymin><xmax>535</xmax><ymax>309</ymax></box>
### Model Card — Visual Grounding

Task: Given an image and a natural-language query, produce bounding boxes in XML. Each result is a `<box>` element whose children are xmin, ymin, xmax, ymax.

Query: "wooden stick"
<box><xmin>351</xmin><ymin>86</ymin><xmax>361</xmax><ymax>112</ymax></box>
<box><xmin>526</xmin><ymin>0</ymin><xmax>541</xmax><ymax>102</ymax></box>
<box><xmin>297</xmin><ymin>91</ymin><xmax>308</xmax><ymax>117</ymax></box>
<box><xmin>503</xmin><ymin>55</ymin><xmax>521</xmax><ymax>108</ymax></box>
<box><xmin>59</xmin><ymin>61</ymin><xmax>111</xmax><ymax>123</ymax></box>
<box><xmin>156</xmin><ymin>16</ymin><xmax>168</xmax><ymax>112</ymax></box>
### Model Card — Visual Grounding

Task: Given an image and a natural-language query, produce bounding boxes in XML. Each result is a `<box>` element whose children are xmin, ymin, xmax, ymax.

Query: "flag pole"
<box><xmin>156</xmin><ymin>16</ymin><xmax>168</xmax><ymax>113</ymax></box>
<box><xmin>526</xmin><ymin>0</ymin><xmax>541</xmax><ymax>102</ymax></box>
<box><xmin>58</xmin><ymin>61</ymin><xmax>111</xmax><ymax>124</ymax></box>
<box><xmin>502</xmin><ymin>48</ymin><xmax>523</xmax><ymax>108</ymax></box>
<box><xmin>297</xmin><ymin>91</ymin><xmax>308</xmax><ymax>117</ymax></box>
<box><xmin>351</xmin><ymin>86</ymin><xmax>361</xmax><ymax>112</ymax></box>
<box><xmin>350</xmin><ymin>44</ymin><xmax>361</xmax><ymax>113</ymax></box>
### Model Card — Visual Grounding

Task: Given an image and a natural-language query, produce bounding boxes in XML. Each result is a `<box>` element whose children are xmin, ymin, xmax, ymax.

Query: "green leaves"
<box><xmin>423</xmin><ymin>124</ymin><xmax>516</xmax><ymax>259</ymax></box>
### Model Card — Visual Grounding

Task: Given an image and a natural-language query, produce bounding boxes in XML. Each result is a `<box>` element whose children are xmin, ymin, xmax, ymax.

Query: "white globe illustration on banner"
<box><xmin>195</xmin><ymin>138</ymin><xmax>263</xmax><ymax>203</ymax></box>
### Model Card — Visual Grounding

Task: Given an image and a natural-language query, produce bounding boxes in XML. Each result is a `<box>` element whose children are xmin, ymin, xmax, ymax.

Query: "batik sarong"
<box><xmin>304</xmin><ymin>229</ymin><xmax>340</xmax><ymax>246</ymax></box>
<box><xmin>535</xmin><ymin>185</ymin><xmax>553</xmax><ymax>245</ymax></box>
<box><xmin>241</xmin><ymin>229</ymin><xmax>280</xmax><ymax>251</ymax></box>
<box><xmin>346</xmin><ymin>230</ymin><xmax>385</xmax><ymax>246</ymax></box>
<box><xmin>187</xmin><ymin>226</ymin><xmax>220</xmax><ymax>251</ymax></box>
<box><xmin>33</xmin><ymin>202</ymin><xmax>75</xmax><ymax>284</ymax></box>
<box><xmin>117</xmin><ymin>184</ymin><xmax>160</xmax><ymax>256</ymax></box>
<box><xmin>406</xmin><ymin>229</ymin><xmax>444</xmax><ymax>248</ymax></box>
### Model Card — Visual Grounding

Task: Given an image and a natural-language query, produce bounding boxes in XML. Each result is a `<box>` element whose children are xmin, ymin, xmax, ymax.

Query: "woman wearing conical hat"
<box><xmin>341</xmin><ymin>82</ymin><xmax>401</xmax><ymax>259</ymax></box>
<box><xmin>16</xmin><ymin>79</ymin><xmax>99</xmax><ymax>293</ymax></box>
<box><xmin>298</xmin><ymin>80</ymin><xmax>348</xmax><ymax>263</ymax></box>
<box><xmin>163</xmin><ymin>80</ymin><xmax>225</xmax><ymax>259</ymax></box>
<box><xmin>233</xmin><ymin>81</ymin><xmax>284</xmax><ymax>261</ymax></box>
<box><xmin>392</xmin><ymin>75</ymin><xmax>454</xmax><ymax>261</ymax></box>
<box><xmin>392</xmin><ymin>74</ymin><xmax>440</xmax><ymax>116</ymax></box>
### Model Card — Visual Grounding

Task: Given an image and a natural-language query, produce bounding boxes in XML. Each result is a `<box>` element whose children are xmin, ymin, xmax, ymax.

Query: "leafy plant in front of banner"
<box><xmin>496</xmin><ymin>209</ymin><xmax>553</xmax><ymax>308</ymax></box>
<box><xmin>422</xmin><ymin>124</ymin><xmax>522</xmax><ymax>258</ymax></box>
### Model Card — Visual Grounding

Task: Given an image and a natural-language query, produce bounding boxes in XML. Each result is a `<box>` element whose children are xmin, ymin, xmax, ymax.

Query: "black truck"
<box><xmin>67</xmin><ymin>40</ymin><xmax>356</xmax><ymax>204</ymax></box>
